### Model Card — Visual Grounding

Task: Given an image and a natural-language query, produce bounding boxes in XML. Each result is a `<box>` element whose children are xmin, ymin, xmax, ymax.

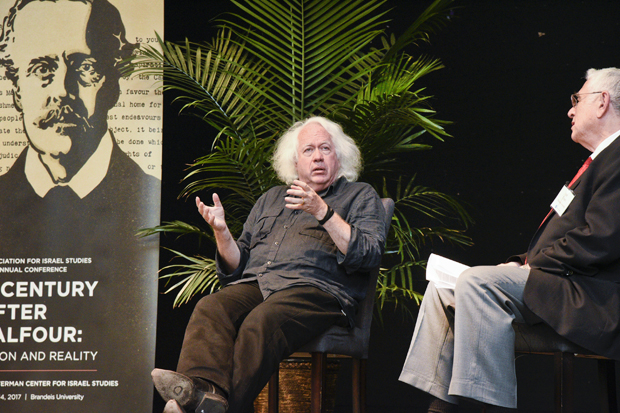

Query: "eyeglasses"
<box><xmin>571</xmin><ymin>91</ymin><xmax>603</xmax><ymax>107</ymax></box>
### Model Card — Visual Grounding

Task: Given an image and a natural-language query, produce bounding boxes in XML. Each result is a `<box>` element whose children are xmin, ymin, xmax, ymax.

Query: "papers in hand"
<box><xmin>426</xmin><ymin>253</ymin><xmax>470</xmax><ymax>289</ymax></box>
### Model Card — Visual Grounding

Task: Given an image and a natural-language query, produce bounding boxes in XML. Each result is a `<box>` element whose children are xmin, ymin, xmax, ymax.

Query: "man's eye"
<box><xmin>27</xmin><ymin>59</ymin><xmax>57</xmax><ymax>86</ymax></box>
<box><xmin>32</xmin><ymin>65</ymin><xmax>50</xmax><ymax>75</ymax></box>
<box><xmin>79</xmin><ymin>63</ymin><xmax>93</xmax><ymax>73</ymax></box>
<box><xmin>28</xmin><ymin>61</ymin><xmax>56</xmax><ymax>78</ymax></box>
<box><xmin>303</xmin><ymin>147</ymin><xmax>314</xmax><ymax>155</ymax></box>
<box><xmin>320</xmin><ymin>146</ymin><xmax>331</xmax><ymax>154</ymax></box>
<box><xmin>73</xmin><ymin>59</ymin><xmax>103</xmax><ymax>84</ymax></box>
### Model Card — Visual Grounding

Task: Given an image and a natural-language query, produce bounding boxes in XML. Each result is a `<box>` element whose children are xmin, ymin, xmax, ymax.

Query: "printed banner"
<box><xmin>0</xmin><ymin>0</ymin><xmax>163</xmax><ymax>412</ymax></box>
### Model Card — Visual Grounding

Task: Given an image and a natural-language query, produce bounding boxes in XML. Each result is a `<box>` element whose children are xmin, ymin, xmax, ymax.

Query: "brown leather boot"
<box><xmin>152</xmin><ymin>368</ymin><xmax>228</xmax><ymax>413</ymax></box>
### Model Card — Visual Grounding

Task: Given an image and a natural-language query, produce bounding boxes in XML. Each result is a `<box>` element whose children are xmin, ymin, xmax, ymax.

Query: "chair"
<box><xmin>266</xmin><ymin>198</ymin><xmax>395</xmax><ymax>413</ymax></box>
<box><xmin>513</xmin><ymin>322</ymin><xmax>618</xmax><ymax>413</ymax></box>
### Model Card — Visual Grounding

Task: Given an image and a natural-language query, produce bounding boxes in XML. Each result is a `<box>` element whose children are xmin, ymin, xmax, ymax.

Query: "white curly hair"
<box><xmin>272</xmin><ymin>117</ymin><xmax>361</xmax><ymax>185</ymax></box>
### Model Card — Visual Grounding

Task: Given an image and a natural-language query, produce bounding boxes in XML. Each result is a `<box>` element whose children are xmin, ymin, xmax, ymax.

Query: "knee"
<box><xmin>194</xmin><ymin>294</ymin><xmax>218</xmax><ymax>312</ymax></box>
<box><xmin>455</xmin><ymin>266</ymin><xmax>494</xmax><ymax>297</ymax></box>
<box><xmin>191</xmin><ymin>293</ymin><xmax>229</xmax><ymax>320</ymax></box>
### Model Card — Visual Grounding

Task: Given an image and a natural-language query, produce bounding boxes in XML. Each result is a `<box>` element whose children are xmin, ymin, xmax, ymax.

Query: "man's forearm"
<box><xmin>214</xmin><ymin>227</ymin><xmax>241</xmax><ymax>273</ymax></box>
<box><xmin>320</xmin><ymin>209</ymin><xmax>351</xmax><ymax>255</ymax></box>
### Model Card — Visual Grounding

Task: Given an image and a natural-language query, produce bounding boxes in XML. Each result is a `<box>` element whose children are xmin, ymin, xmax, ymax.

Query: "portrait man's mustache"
<box><xmin>36</xmin><ymin>100</ymin><xmax>92</xmax><ymax>136</ymax></box>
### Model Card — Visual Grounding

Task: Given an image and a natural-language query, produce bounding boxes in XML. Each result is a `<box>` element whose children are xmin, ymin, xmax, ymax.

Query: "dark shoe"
<box><xmin>152</xmin><ymin>368</ymin><xmax>228</xmax><ymax>413</ymax></box>
<box><xmin>163</xmin><ymin>399</ymin><xmax>186</xmax><ymax>413</ymax></box>
<box><xmin>152</xmin><ymin>369</ymin><xmax>197</xmax><ymax>408</ymax></box>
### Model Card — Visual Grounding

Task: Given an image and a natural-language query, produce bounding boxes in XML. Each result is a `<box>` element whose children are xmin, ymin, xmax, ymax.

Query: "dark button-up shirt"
<box><xmin>216</xmin><ymin>177</ymin><xmax>387</xmax><ymax>326</ymax></box>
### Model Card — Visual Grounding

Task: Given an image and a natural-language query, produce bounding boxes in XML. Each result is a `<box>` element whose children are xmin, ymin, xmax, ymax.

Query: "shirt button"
<box><xmin>274</xmin><ymin>241</ymin><xmax>279</xmax><ymax>246</ymax></box>
<box><xmin>258</xmin><ymin>273</ymin><xmax>263</xmax><ymax>277</ymax></box>
<box><xmin>284</xmin><ymin>225</ymin><xmax>289</xmax><ymax>229</ymax></box>
<box><xmin>267</xmin><ymin>261</ymin><xmax>272</xmax><ymax>265</ymax></box>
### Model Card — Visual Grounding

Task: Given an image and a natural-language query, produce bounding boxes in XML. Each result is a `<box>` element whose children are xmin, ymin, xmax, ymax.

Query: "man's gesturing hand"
<box><xmin>196</xmin><ymin>193</ymin><xmax>227</xmax><ymax>232</ymax></box>
<box><xmin>196</xmin><ymin>193</ymin><xmax>240</xmax><ymax>272</ymax></box>
<box><xmin>284</xmin><ymin>179</ymin><xmax>328</xmax><ymax>220</ymax></box>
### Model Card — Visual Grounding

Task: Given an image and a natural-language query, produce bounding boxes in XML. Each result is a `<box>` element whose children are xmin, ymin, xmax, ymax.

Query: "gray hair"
<box><xmin>585</xmin><ymin>68</ymin><xmax>620</xmax><ymax>113</ymax></box>
<box><xmin>272</xmin><ymin>117</ymin><xmax>361</xmax><ymax>185</ymax></box>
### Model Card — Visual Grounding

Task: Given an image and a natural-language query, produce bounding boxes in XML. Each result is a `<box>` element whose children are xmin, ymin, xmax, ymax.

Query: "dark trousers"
<box><xmin>176</xmin><ymin>282</ymin><xmax>347</xmax><ymax>413</ymax></box>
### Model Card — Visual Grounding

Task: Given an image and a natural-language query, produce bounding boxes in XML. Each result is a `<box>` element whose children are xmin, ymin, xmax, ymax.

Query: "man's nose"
<box><xmin>46</xmin><ymin>63</ymin><xmax>68</xmax><ymax>100</ymax></box>
<box><xmin>568</xmin><ymin>106</ymin><xmax>575</xmax><ymax>118</ymax></box>
<box><xmin>49</xmin><ymin>59</ymin><xmax>77</xmax><ymax>102</ymax></box>
<box><xmin>312</xmin><ymin>149</ymin><xmax>324</xmax><ymax>161</ymax></box>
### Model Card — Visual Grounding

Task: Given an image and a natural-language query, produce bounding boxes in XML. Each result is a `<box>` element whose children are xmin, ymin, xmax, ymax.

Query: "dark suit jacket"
<box><xmin>0</xmin><ymin>142</ymin><xmax>161</xmax><ymax>413</ymax></box>
<box><xmin>520</xmin><ymin>136</ymin><xmax>620</xmax><ymax>360</ymax></box>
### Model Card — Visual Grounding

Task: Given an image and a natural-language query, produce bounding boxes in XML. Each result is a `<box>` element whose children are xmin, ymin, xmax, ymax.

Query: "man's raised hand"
<box><xmin>196</xmin><ymin>193</ymin><xmax>227</xmax><ymax>232</ymax></box>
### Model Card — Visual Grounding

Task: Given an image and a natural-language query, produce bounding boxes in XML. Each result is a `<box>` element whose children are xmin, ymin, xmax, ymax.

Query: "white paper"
<box><xmin>426</xmin><ymin>253</ymin><xmax>470</xmax><ymax>289</ymax></box>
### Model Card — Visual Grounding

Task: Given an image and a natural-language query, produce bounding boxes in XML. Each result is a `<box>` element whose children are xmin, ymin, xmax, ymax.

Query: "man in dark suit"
<box><xmin>0</xmin><ymin>1</ymin><xmax>160</xmax><ymax>412</ymax></box>
<box><xmin>400</xmin><ymin>67</ymin><xmax>620</xmax><ymax>413</ymax></box>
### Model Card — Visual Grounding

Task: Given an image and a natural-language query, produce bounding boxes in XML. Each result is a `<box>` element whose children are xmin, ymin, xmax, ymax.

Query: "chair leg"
<box><xmin>267</xmin><ymin>367</ymin><xmax>279</xmax><ymax>413</ymax></box>
<box><xmin>598</xmin><ymin>358</ymin><xmax>617</xmax><ymax>413</ymax></box>
<box><xmin>351</xmin><ymin>358</ymin><xmax>367</xmax><ymax>413</ymax></box>
<box><xmin>311</xmin><ymin>352</ymin><xmax>328</xmax><ymax>413</ymax></box>
<box><xmin>554</xmin><ymin>352</ymin><xmax>574</xmax><ymax>413</ymax></box>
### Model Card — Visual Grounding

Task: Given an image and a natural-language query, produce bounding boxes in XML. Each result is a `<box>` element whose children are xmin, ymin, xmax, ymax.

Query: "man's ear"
<box><xmin>12</xmin><ymin>88</ymin><xmax>23</xmax><ymax>112</ymax></box>
<box><xmin>597</xmin><ymin>91</ymin><xmax>611</xmax><ymax>118</ymax></box>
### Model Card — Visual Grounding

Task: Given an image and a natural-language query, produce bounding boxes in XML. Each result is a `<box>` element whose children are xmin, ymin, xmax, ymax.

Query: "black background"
<box><xmin>155</xmin><ymin>0</ymin><xmax>620</xmax><ymax>412</ymax></box>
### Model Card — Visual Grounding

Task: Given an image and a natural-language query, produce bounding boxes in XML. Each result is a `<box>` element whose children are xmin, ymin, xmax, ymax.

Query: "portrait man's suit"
<box><xmin>0</xmin><ymin>140</ymin><xmax>160</xmax><ymax>257</ymax></box>
<box><xmin>0</xmin><ymin>140</ymin><xmax>160</xmax><ymax>413</ymax></box>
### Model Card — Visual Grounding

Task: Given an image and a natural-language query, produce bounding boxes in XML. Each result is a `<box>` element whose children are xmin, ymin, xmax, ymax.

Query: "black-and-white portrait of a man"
<box><xmin>0</xmin><ymin>0</ymin><xmax>160</xmax><ymax>241</ymax></box>
<box><xmin>0</xmin><ymin>0</ymin><xmax>162</xmax><ymax>412</ymax></box>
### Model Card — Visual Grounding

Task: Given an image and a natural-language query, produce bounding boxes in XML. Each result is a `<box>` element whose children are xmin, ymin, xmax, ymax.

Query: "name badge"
<box><xmin>550</xmin><ymin>185</ymin><xmax>575</xmax><ymax>216</ymax></box>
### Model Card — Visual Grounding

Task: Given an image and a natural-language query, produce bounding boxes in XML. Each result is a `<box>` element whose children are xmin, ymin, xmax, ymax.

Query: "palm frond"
<box><xmin>380</xmin><ymin>0</ymin><xmax>455</xmax><ymax>63</ymax></box>
<box><xmin>128</xmin><ymin>30</ymin><xmax>271</xmax><ymax>141</ymax></box>
<box><xmin>180</xmin><ymin>134</ymin><xmax>282</xmax><ymax>235</ymax></box>
<box><xmin>137</xmin><ymin>220</ymin><xmax>212</xmax><ymax>242</ymax></box>
<box><xmin>159</xmin><ymin>249</ymin><xmax>221</xmax><ymax>307</ymax></box>
<box><xmin>381</xmin><ymin>176</ymin><xmax>473</xmax><ymax>262</ymax></box>
<box><xmin>335</xmin><ymin>93</ymin><xmax>451</xmax><ymax>182</ymax></box>
<box><xmin>376</xmin><ymin>261</ymin><xmax>425</xmax><ymax>316</ymax></box>
<box><xmin>394</xmin><ymin>177</ymin><xmax>472</xmax><ymax>225</ymax></box>
<box><xmin>182</xmin><ymin>135</ymin><xmax>280</xmax><ymax>201</ymax></box>
<box><xmin>219</xmin><ymin>0</ymin><xmax>390</xmax><ymax>121</ymax></box>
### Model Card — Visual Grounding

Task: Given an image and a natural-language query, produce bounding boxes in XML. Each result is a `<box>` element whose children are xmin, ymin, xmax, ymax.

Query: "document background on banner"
<box><xmin>0</xmin><ymin>1</ymin><xmax>164</xmax><ymax>412</ymax></box>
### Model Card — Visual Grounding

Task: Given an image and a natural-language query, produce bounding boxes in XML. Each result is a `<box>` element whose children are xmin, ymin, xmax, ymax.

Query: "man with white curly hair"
<box><xmin>152</xmin><ymin>116</ymin><xmax>387</xmax><ymax>413</ymax></box>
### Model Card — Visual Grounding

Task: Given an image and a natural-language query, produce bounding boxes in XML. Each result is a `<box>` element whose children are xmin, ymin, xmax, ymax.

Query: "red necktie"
<box><xmin>567</xmin><ymin>157</ymin><xmax>592</xmax><ymax>189</ymax></box>
<box><xmin>526</xmin><ymin>157</ymin><xmax>593</xmax><ymax>265</ymax></box>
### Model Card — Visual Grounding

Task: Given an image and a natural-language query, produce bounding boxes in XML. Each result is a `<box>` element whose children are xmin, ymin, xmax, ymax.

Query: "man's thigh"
<box><xmin>239</xmin><ymin>285</ymin><xmax>347</xmax><ymax>352</ymax></box>
<box><xmin>455</xmin><ymin>265</ymin><xmax>537</xmax><ymax>324</ymax></box>
<box><xmin>192</xmin><ymin>282</ymin><xmax>264</xmax><ymax>330</ymax></box>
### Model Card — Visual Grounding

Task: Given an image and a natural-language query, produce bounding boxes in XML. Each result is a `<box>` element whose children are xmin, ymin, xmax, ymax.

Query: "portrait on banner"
<box><xmin>0</xmin><ymin>0</ymin><xmax>164</xmax><ymax>412</ymax></box>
